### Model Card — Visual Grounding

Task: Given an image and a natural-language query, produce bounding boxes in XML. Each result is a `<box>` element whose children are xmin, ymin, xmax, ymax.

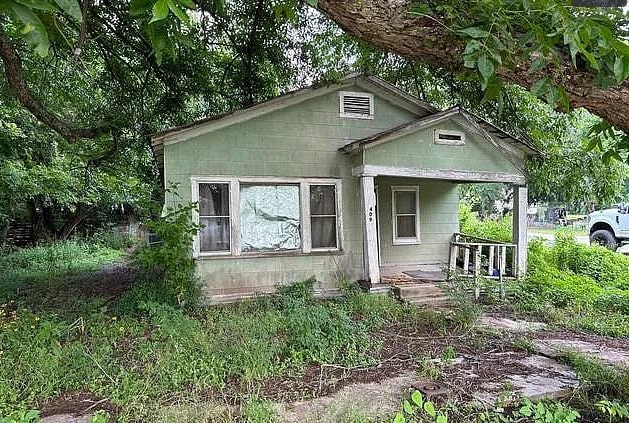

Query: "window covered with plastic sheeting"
<box><xmin>240</xmin><ymin>185</ymin><xmax>301</xmax><ymax>252</ymax></box>
<box><xmin>198</xmin><ymin>183</ymin><xmax>230</xmax><ymax>252</ymax></box>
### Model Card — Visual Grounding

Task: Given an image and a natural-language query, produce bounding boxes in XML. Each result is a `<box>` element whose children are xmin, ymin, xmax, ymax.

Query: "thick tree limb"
<box><xmin>317</xmin><ymin>0</ymin><xmax>629</xmax><ymax>133</ymax></box>
<box><xmin>0</xmin><ymin>24</ymin><xmax>110</xmax><ymax>142</ymax></box>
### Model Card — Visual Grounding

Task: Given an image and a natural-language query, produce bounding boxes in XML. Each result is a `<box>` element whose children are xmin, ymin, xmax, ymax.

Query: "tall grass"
<box><xmin>0</xmin><ymin>240</ymin><xmax>124</xmax><ymax>295</ymax></box>
<box><xmin>511</xmin><ymin>234</ymin><xmax>629</xmax><ymax>336</ymax></box>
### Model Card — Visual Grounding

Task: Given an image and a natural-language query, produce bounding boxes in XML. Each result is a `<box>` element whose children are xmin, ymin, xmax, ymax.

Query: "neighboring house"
<box><xmin>151</xmin><ymin>74</ymin><xmax>539</xmax><ymax>304</ymax></box>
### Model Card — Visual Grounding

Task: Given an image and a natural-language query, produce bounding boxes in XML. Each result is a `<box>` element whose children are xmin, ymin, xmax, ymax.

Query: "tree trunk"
<box><xmin>59</xmin><ymin>205</ymin><xmax>92</xmax><ymax>240</ymax></box>
<box><xmin>317</xmin><ymin>0</ymin><xmax>629</xmax><ymax>133</ymax></box>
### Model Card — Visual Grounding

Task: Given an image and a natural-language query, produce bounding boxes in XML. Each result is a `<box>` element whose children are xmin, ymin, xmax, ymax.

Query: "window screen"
<box><xmin>198</xmin><ymin>183</ymin><xmax>230</xmax><ymax>252</ymax></box>
<box><xmin>310</xmin><ymin>185</ymin><xmax>337</xmax><ymax>249</ymax></box>
<box><xmin>393</xmin><ymin>189</ymin><xmax>418</xmax><ymax>240</ymax></box>
<box><xmin>240</xmin><ymin>185</ymin><xmax>300</xmax><ymax>252</ymax></box>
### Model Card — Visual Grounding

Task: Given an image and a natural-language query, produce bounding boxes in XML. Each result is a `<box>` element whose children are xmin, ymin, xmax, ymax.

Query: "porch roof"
<box><xmin>338</xmin><ymin>106</ymin><xmax>541</xmax><ymax>157</ymax></box>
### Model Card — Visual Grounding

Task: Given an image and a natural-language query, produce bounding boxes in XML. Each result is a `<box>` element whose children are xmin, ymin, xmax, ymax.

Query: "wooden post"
<box><xmin>488</xmin><ymin>245</ymin><xmax>495</xmax><ymax>276</ymax></box>
<box><xmin>448</xmin><ymin>243</ymin><xmax>458</xmax><ymax>278</ymax></box>
<box><xmin>512</xmin><ymin>185</ymin><xmax>528</xmax><ymax>277</ymax></box>
<box><xmin>474</xmin><ymin>245</ymin><xmax>481</xmax><ymax>300</ymax></box>
<box><xmin>463</xmin><ymin>248</ymin><xmax>470</xmax><ymax>276</ymax></box>
<box><xmin>360</xmin><ymin>176</ymin><xmax>380</xmax><ymax>284</ymax></box>
<box><xmin>499</xmin><ymin>246</ymin><xmax>506</xmax><ymax>298</ymax></box>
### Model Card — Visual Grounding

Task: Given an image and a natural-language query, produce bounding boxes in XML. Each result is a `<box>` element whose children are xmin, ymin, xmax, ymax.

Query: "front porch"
<box><xmin>357</xmin><ymin>170</ymin><xmax>528</xmax><ymax>304</ymax></box>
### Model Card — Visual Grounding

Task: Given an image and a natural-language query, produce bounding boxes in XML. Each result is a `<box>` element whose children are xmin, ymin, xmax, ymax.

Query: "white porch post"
<box><xmin>512</xmin><ymin>185</ymin><xmax>528</xmax><ymax>277</ymax></box>
<box><xmin>360</xmin><ymin>176</ymin><xmax>380</xmax><ymax>284</ymax></box>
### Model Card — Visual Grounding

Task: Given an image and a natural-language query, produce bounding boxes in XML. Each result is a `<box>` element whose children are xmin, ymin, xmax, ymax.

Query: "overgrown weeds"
<box><xmin>508</xmin><ymin>235</ymin><xmax>629</xmax><ymax>336</ymax></box>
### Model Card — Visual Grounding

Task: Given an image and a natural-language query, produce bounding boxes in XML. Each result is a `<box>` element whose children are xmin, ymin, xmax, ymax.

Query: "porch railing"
<box><xmin>449</xmin><ymin>233</ymin><xmax>518</xmax><ymax>298</ymax></box>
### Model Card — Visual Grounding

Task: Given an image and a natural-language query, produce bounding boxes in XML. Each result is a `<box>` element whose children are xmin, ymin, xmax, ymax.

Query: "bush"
<box><xmin>134</xmin><ymin>202</ymin><xmax>199</xmax><ymax>309</ymax></box>
<box><xmin>459</xmin><ymin>202</ymin><xmax>512</xmax><ymax>242</ymax></box>
<box><xmin>512</xmin><ymin>235</ymin><xmax>629</xmax><ymax>336</ymax></box>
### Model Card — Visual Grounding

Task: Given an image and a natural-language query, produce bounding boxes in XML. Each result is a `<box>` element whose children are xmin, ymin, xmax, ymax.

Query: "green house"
<box><xmin>151</xmin><ymin>74</ymin><xmax>539</xmax><ymax>304</ymax></box>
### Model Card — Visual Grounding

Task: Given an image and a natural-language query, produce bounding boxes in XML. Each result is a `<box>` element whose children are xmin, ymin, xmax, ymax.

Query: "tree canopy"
<box><xmin>0</xmin><ymin>0</ymin><xmax>627</xmax><ymax>240</ymax></box>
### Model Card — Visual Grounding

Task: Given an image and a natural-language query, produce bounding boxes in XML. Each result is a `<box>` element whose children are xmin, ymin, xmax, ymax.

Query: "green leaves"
<box><xmin>53</xmin><ymin>0</ymin><xmax>81</xmax><ymax>21</ymax></box>
<box><xmin>410</xmin><ymin>390</ymin><xmax>423</xmax><ymax>407</ymax></box>
<box><xmin>457</xmin><ymin>26</ymin><xmax>490</xmax><ymax>39</ymax></box>
<box><xmin>613</xmin><ymin>55</ymin><xmax>629</xmax><ymax>84</ymax></box>
<box><xmin>477</xmin><ymin>54</ymin><xmax>494</xmax><ymax>90</ymax></box>
<box><xmin>8</xmin><ymin>1</ymin><xmax>50</xmax><ymax>56</ymax></box>
<box><xmin>149</xmin><ymin>0</ymin><xmax>169</xmax><ymax>23</ymax></box>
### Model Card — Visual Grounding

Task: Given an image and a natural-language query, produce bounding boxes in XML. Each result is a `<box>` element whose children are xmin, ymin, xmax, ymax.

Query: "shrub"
<box><xmin>459</xmin><ymin>202</ymin><xmax>512</xmax><ymax>242</ymax></box>
<box><xmin>134</xmin><ymin>202</ymin><xmax>199</xmax><ymax>309</ymax></box>
<box><xmin>513</xmin><ymin>234</ymin><xmax>629</xmax><ymax>336</ymax></box>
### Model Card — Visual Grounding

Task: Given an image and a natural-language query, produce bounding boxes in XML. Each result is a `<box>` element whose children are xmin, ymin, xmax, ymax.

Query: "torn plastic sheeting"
<box><xmin>240</xmin><ymin>185</ymin><xmax>301</xmax><ymax>252</ymax></box>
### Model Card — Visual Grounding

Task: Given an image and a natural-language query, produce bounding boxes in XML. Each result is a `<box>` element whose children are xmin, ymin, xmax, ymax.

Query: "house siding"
<box><xmin>376</xmin><ymin>178</ymin><xmax>459</xmax><ymax>266</ymax></box>
<box><xmin>363</xmin><ymin>119</ymin><xmax>524</xmax><ymax>175</ymax></box>
<box><xmin>163</xmin><ymin>85</ymin><xmax>417</xmax><ymax>302</ymax></box>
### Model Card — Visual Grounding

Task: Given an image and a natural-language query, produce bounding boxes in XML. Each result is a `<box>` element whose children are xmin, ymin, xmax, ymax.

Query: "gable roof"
<box><xmin>338</xmin><ymin>105</ymin><xmax>541</xmax><ymax>157</ymax></box>
<box><xmin>151</xmin><ymin>73</ymin><xmax>437</xmax><ymax>147</ymax></box>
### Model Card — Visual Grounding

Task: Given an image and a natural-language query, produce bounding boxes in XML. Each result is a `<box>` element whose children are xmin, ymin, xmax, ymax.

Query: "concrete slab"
<box><xmin>473</xmin><ymin>354</ymin><xmax>578</xmax><ymax>404</ymax></box>
<box><xmin>41</xmin><ymin>415</ymin><xmax>90</xmax><ymax>423</ymax></box>
<box><xmin>477</xmin><ymin>315</ymin><xmax>547</xmax><ymax>333</ymax></box>
<box><xmin>534</xmin><ymin>339</ymin><xmax>629</xmax><ymax>367</ymax></box>
<box><xmin>275</xmin><ymin>373</ymin><xmax>415</xmax><ymax>423</ymax></box>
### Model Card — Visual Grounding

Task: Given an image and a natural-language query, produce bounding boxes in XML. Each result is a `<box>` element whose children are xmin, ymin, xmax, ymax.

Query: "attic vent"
<box><xmin>434</xmin><ymin>129</ymin><xmax>465</xmax><ymax>145</ymax></box>
<box><xmin>340</xmin><ymin>91</ymin><xmax>374</xmax><ymax>119</ymax></box>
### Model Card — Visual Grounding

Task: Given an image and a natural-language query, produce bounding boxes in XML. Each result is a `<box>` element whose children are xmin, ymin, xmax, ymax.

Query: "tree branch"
<box><xmin>317</xmin><ymin>0</ymin><xmax>629</xmax><ymax>133</ymax></box>
<box><xmin>0</xmin><ymin>23</ymin><xmax>110</xmax><ymax>142</ymax></box>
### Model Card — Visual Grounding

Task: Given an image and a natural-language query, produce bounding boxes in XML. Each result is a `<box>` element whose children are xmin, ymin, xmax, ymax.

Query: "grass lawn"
<box><xmin>1</xmin><ymin>234</ymin><xmax>628</xmax><ymax>422</ymax></box>
<box><xmin>528</xmin><ymin>227</ymin><xmax>587</xmax><ymax>237</ymax></box>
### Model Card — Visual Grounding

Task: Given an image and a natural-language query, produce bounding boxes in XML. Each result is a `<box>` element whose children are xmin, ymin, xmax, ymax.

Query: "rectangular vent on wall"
<box><xmin>339</xmin><ymin>91</ymin><xmax>374</xmax><ymax>119</ymax></box>
<box><xmin>434</xmin><ymin>129</ymin><xmax>465</xmax><ymax>145</ymax></box>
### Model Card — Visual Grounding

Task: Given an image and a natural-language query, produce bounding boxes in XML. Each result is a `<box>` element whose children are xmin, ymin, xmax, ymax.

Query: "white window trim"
<box><xmin>306</xmin><ymin>181</ymin><xmax>343</xmax><ymax>253</ymax></box>
<box><xmin>191</xmin><ymin>176</ymin><xmax>342</xmax><ymax>258</ymax></box>
<box><xmin>391</xmin><ymin>186</ymin><xmax>421</xmax><ymax>245</ymax></box>
<box><xmin>339</xmin><ymin>91</ymin><xmax>375</xmax><ymax>120</ymax></box>
<box><xmin>191</xmin><ymin>177</ymin><xmax>238</xmax><ymax>258</ymax></box>
<box><xmin>434</xmin><ymin>129</ymin><xmax>466</xmax><ymax>146</ymax></box>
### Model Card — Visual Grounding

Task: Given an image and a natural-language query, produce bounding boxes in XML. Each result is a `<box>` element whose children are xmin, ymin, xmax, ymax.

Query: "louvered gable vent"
<box><xmin>340</xmin><ymin>91</ymin><xmax>374</xmax><ymax>119</ymax></box>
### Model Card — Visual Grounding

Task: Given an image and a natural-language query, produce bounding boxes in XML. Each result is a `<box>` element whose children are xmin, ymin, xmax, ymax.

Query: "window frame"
<box><xmin>191</xmin><ymin>178</ymin><xmax>238</xmax><ymax>258</ymax></box>
<box><xmin>434</xmin><ymin>129</ymin><xmax>466</xmax><ymax>146</ymax></box>
<box><xmin>191</xmin><ymin>176</ymin><xmax>342</xmax><ymax>258</ymax></box>
<box><xmin>339</xmin><ymin>91</ymin><xmax>375</xmax><ymax>120</ymax></box>
<box><xmin>391</xmin><ymin>186</ymin><xmax>421</xmax><ymax>245</ymax></box>
<box><xmin>306</xmin><ymin>182</ymin><xmax>341</xmax><ymax>252</ymax></box>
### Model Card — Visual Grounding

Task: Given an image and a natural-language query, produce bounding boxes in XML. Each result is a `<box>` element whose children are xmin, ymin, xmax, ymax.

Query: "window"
<box><xmin>310</xmin><ymin>185</ymin><xmax>337</xmax><ymax>249</ymax></box>
<box><xmin>434</xmin><ymin>129</ymin><xmax>465</xmax><ymax>145</ymax></box>
<box><xmin>339</xmin><ymin>91</ymin><xmax>374</xmax><ymax>119</ymax></box>
<box><xmin>392</xmin><ymin>186</ymin><xmax>420</xmax><ymax>245</ymax></box>
<box><xmin>192</xmin><ymin>178</ymin><xmax>341</xmax><ymax>257</ymax></box>
<box><xmin>240</xmin><ymin>184</ymin><xmax>301</xmax><ymax>252</ymax></box>
<box><xmin>198</xmin><ymin>183</ymin><xmax>231</xmax><ymax>253</ymax></box>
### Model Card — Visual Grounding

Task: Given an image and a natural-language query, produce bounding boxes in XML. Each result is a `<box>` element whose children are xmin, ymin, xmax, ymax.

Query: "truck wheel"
<box><xmin>590</xmin><ymin>229</ymin><xmax>618</xmax><ymax>250</ymax></box>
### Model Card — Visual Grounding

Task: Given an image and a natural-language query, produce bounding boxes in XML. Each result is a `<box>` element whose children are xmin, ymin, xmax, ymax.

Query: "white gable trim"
<box><xmin>344</xmin><ymin>108</ymin><xmax>528</xmax><ymax>175</ymax></box>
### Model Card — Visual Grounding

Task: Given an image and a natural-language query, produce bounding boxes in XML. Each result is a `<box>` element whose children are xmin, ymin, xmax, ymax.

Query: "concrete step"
<box><xmin>391</xmin><ymin>283</ymin><xmax>450</xmax><ymax>308</ymax></box>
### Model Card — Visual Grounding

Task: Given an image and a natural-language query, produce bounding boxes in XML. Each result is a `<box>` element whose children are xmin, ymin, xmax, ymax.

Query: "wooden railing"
<box><xmin>449</xmin><ymin>233</ymin><xmax>518</xmax><ymax>297</ymax></box>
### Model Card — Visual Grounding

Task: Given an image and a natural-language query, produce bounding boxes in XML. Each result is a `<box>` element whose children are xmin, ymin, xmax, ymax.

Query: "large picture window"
<box><xmin>192</xmin><ymin>178</ymin><xmax>341</xmax><ymax>257</ymax></box>
<box><xmin>392</xmin><ymin>186</ymin><xmax>420</xmax><ymax>245</ymax></box>
<box><xmin>240</xmin><ymin>185</ymin><xmax>301</xmax><ymax>252</ymax></box>
<box><xmin>198</xmin><ymin>183</ymin><xmax>231</xmax><ymax>252</ymax></box>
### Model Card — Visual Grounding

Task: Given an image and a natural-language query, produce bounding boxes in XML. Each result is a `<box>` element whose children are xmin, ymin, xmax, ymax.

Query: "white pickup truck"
<box><xmin>587</xmin><ymin>204</ymin><xmax>629</xmax><ymax>250</ymax></box>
